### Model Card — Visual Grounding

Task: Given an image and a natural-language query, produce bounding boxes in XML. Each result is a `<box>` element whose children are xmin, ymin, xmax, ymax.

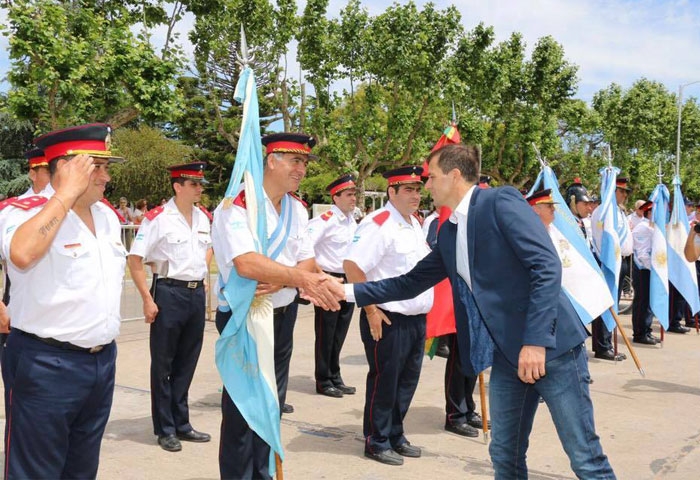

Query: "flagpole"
<box><xmin>656</xmin><ymin>156</ymin><xmax>666</xmax><ymax>347</ymax></box>
<box><xmin>608</xmin><ymin>307</ymin><xmax>645</xmax><ymax>377</ymax></box>
<box><xmin>478</xmin><ymin>372</ymin><xmax>489</xmax><ymax>443</ymax></box>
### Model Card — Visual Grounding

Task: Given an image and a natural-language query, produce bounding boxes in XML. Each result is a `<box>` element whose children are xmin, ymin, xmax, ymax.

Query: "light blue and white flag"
<box><xmin>530</xmin><ymin>167</ymin><xmax>614</xmax><ymax>325</ymax></box>
<box><xmin>667</xmin><ymin>175</ymin><xmax>700</xmax><ymax>315</ymax></box>
<box><xmin>215</xmin><ymin>66</ymin><xmax>283</xmax><ymax>474</ymax></box>
<box><xmin>590</xmin><ymin>167</ymin><xmax>622</xmax><ymax>330</ymax></box>
<box><xmin>649</xmin><ymin>184</ymin><xmax>670</xmax><ymax>329</ymax></box>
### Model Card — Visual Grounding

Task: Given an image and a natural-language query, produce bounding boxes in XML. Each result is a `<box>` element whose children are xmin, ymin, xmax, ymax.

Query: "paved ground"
<box><xmin>3</xmin><ymin>303</ymin><xmax>700</xmax><ymax>479</ymax></box>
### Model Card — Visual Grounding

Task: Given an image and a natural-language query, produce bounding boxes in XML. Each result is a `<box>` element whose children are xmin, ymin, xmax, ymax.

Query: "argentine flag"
<box><xmin>649</xmin><ymin>184</ymin><xmax>670</xmax><ymax>329</ymax></box>
<box><xmin>667</xmin><ymin>176</ymin><xmax>700</xmax><ymax>315</ymax></box>
<box><xmin>590</xmin><ymin>167</ymin><xmax>622</xmax><ymax>330</ymax></box>
<box><xmin>214</xmin><ymin>66</ymin><xmax>283</xmax><ymax>474</ymax></box>
<box><xmin>530</xmin><ymin>167</ymin><xmax>614</xmax><ymax>324</ymax></box>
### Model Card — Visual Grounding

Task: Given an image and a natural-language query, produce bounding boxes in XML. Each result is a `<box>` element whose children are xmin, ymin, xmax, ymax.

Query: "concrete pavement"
<box><xmin>3</xmin><ymin>305</ymin><xmax>700</xmax><ymax>479</ymax></box>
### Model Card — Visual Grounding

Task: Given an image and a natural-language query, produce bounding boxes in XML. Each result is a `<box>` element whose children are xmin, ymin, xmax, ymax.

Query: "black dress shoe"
<box><xmin>364</xmin><ymin>448</ymin><xmax>404</xmax><ymax>465</ymax></box>
<box><xmin>394</xmin><ymin>442</ymin><xmax>421</xmax><ymax>457</ymax></box>
<box><xmin>594</xmin><ymin>349</ymin><xmax>626</xmax><ymax>361</ymax></box>
<box><xmin>158</xmin><ymin>434</ymin><xmax>182</xmax><ymax>452</ymax></box>
<box><xmin>177</xmin><ymin>429</ymin><xmax>211</xmax><ymax>443</ymax></box>
<box><xmin>316</xmin><ymin>386</ymin><xmax>343</xmax><ymax>398</ymax></box>
<box><xmin>466</xmin><ymin>412</ymin><xmax>491</xmax><ymax>429</ymax></box>
<box><xmin>445</xmin><ymin>422</ymin><xmax>479</xmax><ymax>437</ymax></box>
<box><xmin>281</xmin><ymin>403</ymin><xmax>294</xmax><ymax>414</ymax></box>
<box><xmin>667</xmin><ymin>325</ymin><xmax>690</xmax><ymax>334</ymax></box>
<box><xmin>335</xmin><ymin>384</ymin><xmax>356</xmax><ymax>395</ymax></box>
<box><xmin>435</xmin><ymin>344</ymin><xmax>450</xmax><ymax>358</ymax></box>
<box><xmin>632</xmin><ymin>336</ymin><xmax>656</xmax><ymax>345</ymax></box>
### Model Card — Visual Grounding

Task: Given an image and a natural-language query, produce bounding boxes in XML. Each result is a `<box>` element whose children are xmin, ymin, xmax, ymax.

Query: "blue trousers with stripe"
<box><xmin>2</xmin><ymin>330</ymin><xmax>116</xmax><ymax>480</ymax></box>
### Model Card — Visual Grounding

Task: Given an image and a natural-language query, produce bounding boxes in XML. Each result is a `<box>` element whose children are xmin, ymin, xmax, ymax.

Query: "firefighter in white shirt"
<box><xmin>1</xmin><ymin>123</ymin><xmax>126</xmax><ymax>479</ymax></box>
<box><xmin>19</xmin><ymin>148</ymin><xmax>55</xmax><ymax>199</ymax></box>
<box><xmin>308</xmin><ymin>174</ymin><xmax>358</xmax><ymax>398</ymax></box>
<box><xmin>128</xmin><ymin>161</ymin><xmax>213</xmax><ymax>452</ymax></box>
<box><xmin>344</xmin><ymin>165</ymin><xmax>434</xmax><ymax>466</ymax></box>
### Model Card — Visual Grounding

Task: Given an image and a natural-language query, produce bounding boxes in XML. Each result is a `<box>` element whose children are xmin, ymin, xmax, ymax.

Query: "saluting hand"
<box><xmin>53</xmin><ymin>154</ymin><xmax>95</xmax><ymax>203</ymax></box>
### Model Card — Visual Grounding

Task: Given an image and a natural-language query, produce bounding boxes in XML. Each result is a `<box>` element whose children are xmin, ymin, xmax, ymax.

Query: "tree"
<box><xmin>3</xmin><ymin>0</ymin><xmax>184</xmax><ymax>131</ymax></box>
<box><xmin>108</xmin><ymin>126</ymin><xmax>193</xmax><ymax>205</ymax></box>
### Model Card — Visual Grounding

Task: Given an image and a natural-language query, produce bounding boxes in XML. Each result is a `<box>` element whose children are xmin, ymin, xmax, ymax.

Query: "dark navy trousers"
<box><xmin>360</xmin><ymin>309</ymin><xmax>425</xmax><ymax>453</ymax></box>
<box><xmin>216</xmin><ymin>302</ymin><xmax>298</xmax><ymax>480</ymax></box>
<box><xmin>314</xmin><ymin>294</ymin><xmax>354</xmax><ymax>390</ymax></box>
<box><xmin>444</xmin><ymin>333</ymin><xmax>477</xmax><ymax>425</ymax></box>
<box><xmin>632</xmin><ymin>264</ymin><xmax>653</xmax><ymax>339</ymax></box>
<box><xmin>150</xmin><ymin>281</ymin><xmax>205</xmax><ymax>437</ymax></box>
<box><xmin>2</xmin><ymin>330</ymin><xmax>116</xmax><ymax>480</ymax></box>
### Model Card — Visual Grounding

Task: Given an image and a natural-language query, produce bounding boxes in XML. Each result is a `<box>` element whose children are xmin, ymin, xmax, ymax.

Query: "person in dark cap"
<box><xmin>19</xmin><ymin>148</ymin><xmax>54</xmax><ymax>199</ymax></box>
<box><xmin>127</xmin><ymin>161</ymin><xmax>213</xmax><ymax>452</ymax></box>
<box><xmin>630</xmin><ymin>201</ymin><xmax>665</xmax><ymax>343</ymax></box>
<box><xmin>211</xmin><ymin>131</ymin><xmax>342</xmax><ymax>479</ymax></box>
<box><xmin>343</xmin><ymin>165</ymin><xmax>433</xmax><ymax>466</ymax></box>
<box><xmin>1</xmin><ymin>123</ymin><xmax>126</xmax><ymax>479</ymax></box>
<box><xmin>307</xmin><ymin>174</ymin><xmax>359</xmax><ymax>398</ymax></box>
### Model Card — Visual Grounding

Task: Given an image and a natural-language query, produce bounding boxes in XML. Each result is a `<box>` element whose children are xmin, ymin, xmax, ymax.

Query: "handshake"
<box><xmin>299</xmin><ymin>271</ymin><xmax>348</xmax><ymax>311</ymax></box>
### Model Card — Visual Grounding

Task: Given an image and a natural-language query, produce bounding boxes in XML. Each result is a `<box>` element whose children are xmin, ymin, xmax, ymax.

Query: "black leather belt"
<box><xmin>17</xmin><ymin>329</ymin><xmax>108</xmax><ymax>354</ymax></box>
<box><xmin>273</xmin><ymin>305</ymin><xmax>292</xmax><ymax>315</ymax></box>
<box><xmin>158</xmin><ymin>278</ymin><xmax>204</xmax><ymax>289</ymax></box>
<box><xmin>323</xmin><ymin>271</ymin><xmax>347</xmax><ymax>281</ymax></box>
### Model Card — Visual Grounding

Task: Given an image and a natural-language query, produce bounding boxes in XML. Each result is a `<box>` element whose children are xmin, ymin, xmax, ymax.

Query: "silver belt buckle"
<box><xmin>89</xmin><ymin>345</ymin><xmax>104</xmax><ymax>354</ymax></box>
<box><xmin>187</xmin><ymin>281</ymin><xmax>198</xmax><ymax>289</ymax></box>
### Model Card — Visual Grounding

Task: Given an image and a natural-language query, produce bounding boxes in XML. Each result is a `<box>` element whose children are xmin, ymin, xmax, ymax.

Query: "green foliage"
<box><xmin>0</xmin><ymin>159</ymin><xmax>30</xmax><ymax>198</ymax></box>
<box><xmin>3</xmin><ymin>0</ymin><xmax>184</xmax><ymax>131</ymax></box>
<box><xmin>108</xmin><ymin>126</ymin><xmax>193</xmax><ymax>205</ymax></box>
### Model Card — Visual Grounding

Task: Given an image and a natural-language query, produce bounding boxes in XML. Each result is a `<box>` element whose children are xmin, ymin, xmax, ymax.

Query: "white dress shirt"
<box><xmin>345</xmin><ymin>201</ymin><xmax>433</xmax><ymax>315</ymax></box>
<box><xmin>1</xmin><ymin>201</ymin><xmax>126</xmax><ymax>347</ymax></box>
<box><xmin>632</xmin><ymin>218</ymin><xmax>652</xmax><ymax>270</ymax></box>
<box><xmin>306</xmin><ymin>205</ymin><xmax>357</xmax><ymax>274</ymax></box>
<box><xmin>130</xmin><ymin>198</ymin><xmax>211</xmax><ymax>281</ymax></box>
<box><xmin>449</xmin><ymin>185</ymin><xmax>477</xmax><ymax>289</ymax></box>
<box><xmin>212</xmin><ymin>190</ymin><xmax>314</xmax><ymax>308</ymax></box>
<box><xmin>19</xmin><ymin>182</ymin><xmax>55</xmax><ymax>199</ymax></box>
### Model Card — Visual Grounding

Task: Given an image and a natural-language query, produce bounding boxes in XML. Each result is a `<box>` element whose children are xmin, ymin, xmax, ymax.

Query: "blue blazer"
<box><xmin>353</xmin><ymin>186</ymin><xmax>588</xmax><ymax>375</ymax></box>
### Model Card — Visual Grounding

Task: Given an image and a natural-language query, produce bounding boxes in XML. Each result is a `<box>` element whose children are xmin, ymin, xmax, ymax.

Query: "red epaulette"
<box><xmin>320</xmin><ymin>210</ymin><xmax>334</xmax><ymax>221</ymax></box>
<box><xmin>100</xmin><ymin>198</ymin><xmax>125</xmax><ymax>222</ymax></box>
<box><xmin>9</xmin><ymin>195</ymin><xmax>48</xmax><ymax>211</ymax></box>
<box><xmin>288</xmin><ymin>192</ymin><xmax>308</xmax><ymax>208</ymax></box>
<box><xmin>0</xmin><ymin>197</ymin><xmax>19</xmax><ymax>212</ymax></box>
<box><xmin>144</xmin><ymin>205</ymin><xmax>165</xmax><ymax>221</ymax></box>
<box><xmin>372</xmin><ymin>210</ymin><xmax>391</xmax><ymax>226</ymax></box>
<box><xmin>233</xmin><ymin>190</ymin><xmax>247</xmax><ymax>209</ymax></box>
<box><xmin>199</xmin><ymin>205</ymin><xmax>213</xmax><ymax>222</ymax></box>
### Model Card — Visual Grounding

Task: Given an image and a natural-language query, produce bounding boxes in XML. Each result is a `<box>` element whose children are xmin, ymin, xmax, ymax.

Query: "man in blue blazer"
<box><xmin>344</xmin><ymin>144</ymin><xmax>615</xmax><ymax>479</ymax></box>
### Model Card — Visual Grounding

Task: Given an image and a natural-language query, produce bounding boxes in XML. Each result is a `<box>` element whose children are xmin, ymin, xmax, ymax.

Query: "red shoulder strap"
<box><xmin>0</xmin><ymin>197</ymin><xmax>19</xmax><ymax>212</ymax></box>
<box><xmin>320</xmin><ymin>210</ymin><xmax>334</xmax><ymax>221</ymax></box>
<box><xmin>198</xmin><ymin>205</ymin><xmax>213</xmax><ymax>222</ymax></box>
<box><xmin>144</xmin><ymin>205</ymin><xmax>165</xmax><ymax>221</ymax></box>
<box><xmin>233</xmin><ymin>190</ymin><xmax>247</xmax><ymax>209</ymax></box>
<box><xmin>10</xmin><ymin>196</ymin><xmax>49</xmax><ymax>211</ymax></box>
<box><xmin>100</xmin><ymin>198</ymin><xmax>125</xmax><ymax>222</ymax></box>
<box><xmin>372</xmin><ymin>210</ymin><xmax>390</xmax><ymax>226</ymax></box>
<box><xmin>288</xmin><ymin>192</ymin><xmax>308</xmax><ymax>208</ymax></box>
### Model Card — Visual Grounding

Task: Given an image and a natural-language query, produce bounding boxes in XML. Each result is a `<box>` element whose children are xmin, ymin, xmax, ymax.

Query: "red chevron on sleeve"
<box><xmin>372</xmin><ymin>210</ymin><xmax>390</xmax><ymax>226</ymax></box>
<box><xmin>144</xmin><ymin>205</ymin><xmax>165</xmax><ymax>221</ymax></box>
<box><xmin>320</xmin><ymin>210</ymin><xmax>334</xmax><ymax>221</ymax></box>
<box><xmin>0</xmin><ymin>197</ymin><xmax>19</xmax><ymax>212</ymax></box>
<box><xmin>233</xmin><ymin>190</ymin><xmax>247</xmax><ymax>209</ymax></box>
<box><xmin>199</xmin><ymin>205</ymin><xmax>213</xmax><ymax>222</ymax></box>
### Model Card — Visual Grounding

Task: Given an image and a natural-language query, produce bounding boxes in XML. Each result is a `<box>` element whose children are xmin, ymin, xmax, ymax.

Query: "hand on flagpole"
<box><xmin>299</xmin><ymin>272</ymin><xmax>345</xmax><ymax>311</ymax></box>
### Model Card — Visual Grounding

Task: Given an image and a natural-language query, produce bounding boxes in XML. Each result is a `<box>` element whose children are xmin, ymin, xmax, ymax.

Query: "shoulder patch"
<box><xmin>0</xmin><ymin>197</ymin><xmax>19</xmax><ymax>212</ymax></box>
<box><xmin>321</xmin><ymin>210</ymin><xmax>334</xmax><ymax>221</ymax></box>
<box><xmin>288</xmin><ymin>192</ymin><xmax>308</xmax><ymax>208</ymax></box>
<box><xmin>199</xmin><ymin>205</ymin><xmax>213</xmax><ymax>222</ymax></box>
<box><xmin>144</xmin><ymin>205</ymin><xmax>165</xmax><ymax>221</ymax></box>
<box><xmin>233</xmin><ymin>190</ymin><xmax>247</xmax><ymax>209</ymax></box>
<box><xmin>10</xmin><ymin>195</ymin><xmax>48</xmax><ymax>211</ymax></box>
<box><xmin>372</xmin><ymin>211</ymin><xmax>391</xmax><ymax>226</ymax></box>
<box><xmin>100</xmin><ymin>198</ymin><xmax>126</xmax><ymax>222</ymax></box>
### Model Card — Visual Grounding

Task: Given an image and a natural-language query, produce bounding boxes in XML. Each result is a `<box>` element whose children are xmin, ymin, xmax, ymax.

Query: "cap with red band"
<box><xmin>261</xmin><ymin>132</ymin><xmax>317</xmax><ymax>159</ymax></box>
<box><xmin>383</xmin><ymin>165</ymin><xmax>424</xmax><ymax>186</ymax></box>
<box><xmin>615</xmin><ymin>177</ymin><xmax>631</xmax><ymax>191</ymax></box>
<box><xmin>25</xmin><ymin>149</ymin><xmax>48</xmax><ymax>169</ymax></box>
<box><xmin>526</xmin><ymin>189</ymin><xmax>558</xmax><ymax>206</ymax></box>
<box><xmin>327</xmin><ymin>174</ymin><xmax>356</xmax><ymax>196</ymax></box>
<box><xmin>34</xmin><ymin>123</ymin><xmax>124</xmax><ymax>163</ymax></box>
<box><xmin>166</xmin><ymin>161</ymin><xmax>209</xmax><ymax>184</ymax></box>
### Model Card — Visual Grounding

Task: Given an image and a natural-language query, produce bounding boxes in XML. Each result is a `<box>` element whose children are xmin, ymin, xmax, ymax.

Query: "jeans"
<box><xmin>489</xmin><ymin>344</ymin><xmax>615</xmax><ymax>479</ymax></box>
